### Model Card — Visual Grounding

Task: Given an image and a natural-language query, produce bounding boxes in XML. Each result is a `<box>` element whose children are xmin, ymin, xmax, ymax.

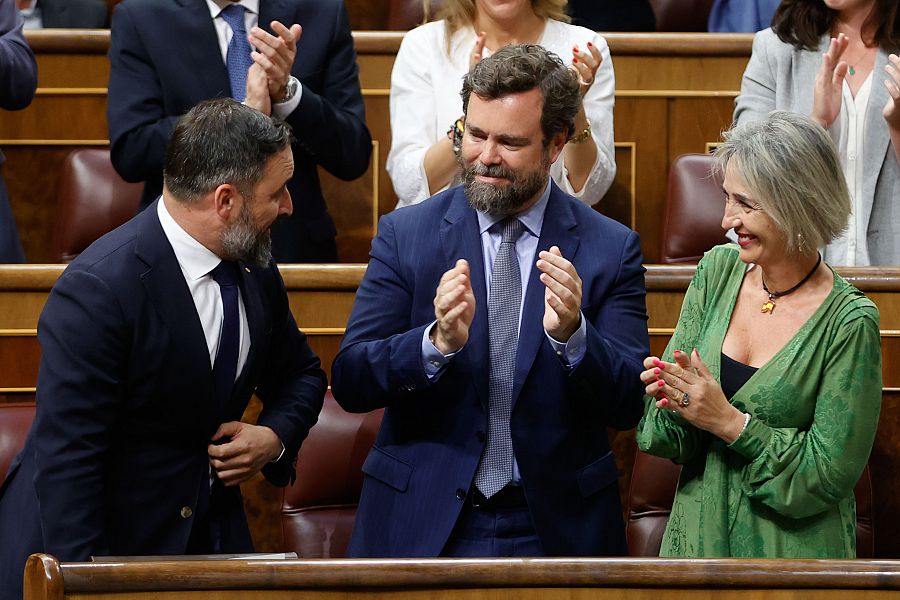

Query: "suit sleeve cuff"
<box><xmin>545</xmin><ymin>313</ymin><xmax>587</xmax><ymax>369</ymax></box>
<box><xmin>272</xmin><ymin>78</ymin><xmax>303</xmax><ymax>120</ymax></box>
<box><xmin>421</xmin><ymin>320</ymin><xmax>458</xmax><ymax>381</ymax></box>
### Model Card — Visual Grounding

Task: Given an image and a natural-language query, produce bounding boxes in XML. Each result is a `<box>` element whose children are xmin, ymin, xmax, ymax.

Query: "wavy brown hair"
<box><xmin>772</xmin><ymin>0</ymin><xmax>900</xmax><ymax>50</ymax></box>
<box><xmin>423</xmin><ymin>0</ymin><xmax>570</xmax><ymax>51</ymax></box>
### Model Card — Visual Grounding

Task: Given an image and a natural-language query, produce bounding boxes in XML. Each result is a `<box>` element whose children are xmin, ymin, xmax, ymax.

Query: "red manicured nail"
<box><xmin>657</xmin><ymin>380</ymin><xmax>665</xmax><ymax>387</ymax></box>
<box><xmin>653</xmin><ymin>368</ymin><xmax>660</xmax><ymax>375</ymax></box>
<box><xmin>660</xmin><ymin>398</ymin><xmax>668</xmax><ymax>406</ymax></box>
<box><xmin>674</xmin><ymin>349</ymin><xmax>682</xmax><ymax>355</ymax></box>
<box><xmin>587</xmin><ymin>42</ymin><xmax>593</xmax><ymax>47</ymax></box>
<box><xmin>573</xmin><ymin>57</ymin><xmax>578</xmax><ymax>63</ymax></box>
<box><xmin>652</xmin><ymin>358</ymin><xmax>660</xmax><ymax>366</ymax></box>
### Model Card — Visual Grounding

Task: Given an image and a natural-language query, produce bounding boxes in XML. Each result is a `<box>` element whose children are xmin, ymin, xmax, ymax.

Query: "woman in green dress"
<box><xmin>636</xmin><ymin>111</ymin><xmax>882</xmax><ymax>558</ymax></box>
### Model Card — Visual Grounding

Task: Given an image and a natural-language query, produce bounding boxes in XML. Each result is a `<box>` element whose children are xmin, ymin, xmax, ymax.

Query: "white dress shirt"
<box><xmin>824</xmin><ymin>73</ymin><xmax>873</xmax><ymax>266</ymax></box>
<box><xmin>157</xmin><ymin>198</ymin><xmax>250</xmax><ymax>377</ymax></box>
<box><xmin>387</xmin><ymin>19</ymin><xmax>617</xmax><ymax>208</ymax></box>
<box><xmin>205</xmin><ymin>0</ymin><xmax>302</xmax><ymax>119</ymax></box>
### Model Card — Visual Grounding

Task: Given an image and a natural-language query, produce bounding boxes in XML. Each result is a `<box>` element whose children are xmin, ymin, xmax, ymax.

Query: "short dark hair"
<box><xmin>772</xmin><ymin>0</ymin><xmax>900</xmax><ymax>50</ymax></box>
<box><xmin>164</xmin><ymin>99</ymin><xmax>293</xmax><ymax>204</ymax></box>
<box><xmin>461</xmin><ymin>43</ymin><xmax>581</xmax><ymax>143</ymax></box>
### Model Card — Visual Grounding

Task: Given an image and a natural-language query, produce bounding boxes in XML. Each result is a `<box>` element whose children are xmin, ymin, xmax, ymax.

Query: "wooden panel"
<box><xmin>4</xmin><ymin>265</ymin><xmax>900</xmax><ymax>556</ymax></box>
<box><xmin>3</xmin><ymin>31</ymin><xmax>756</xmax><ymax>264</ymax></box>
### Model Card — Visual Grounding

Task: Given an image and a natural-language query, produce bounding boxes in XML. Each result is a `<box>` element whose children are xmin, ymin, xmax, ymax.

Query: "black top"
<box><xmin>720</xmin><ymin>352</ymin><xmax>758</xmax><ymax>399</ymax></box>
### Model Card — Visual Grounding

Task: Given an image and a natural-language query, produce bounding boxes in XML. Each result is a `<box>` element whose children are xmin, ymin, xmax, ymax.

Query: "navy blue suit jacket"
<box><xmin>331</xmin><ymin>184</ymin><xmax>649</xmax><ymax>557</ymax></box>
<box><xmin>0</xmin><ymin>0</ymin><xmax>36</xmax><ymax>262</ymax></box>
<box><xmin>0</xmin><ymin>202</ymin><xmax>326</xmax><ymax>599</ymax></box>
<box><xmin>107</xmin><ymin>0</ymin><xmax>371</xmax><ymax>262</ymax></box>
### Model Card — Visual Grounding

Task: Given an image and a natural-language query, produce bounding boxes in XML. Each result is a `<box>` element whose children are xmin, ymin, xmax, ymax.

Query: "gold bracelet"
<box><xmin>569</xmin><ymin>122</ymin><xmax>592</xmax><ymax>144</ymax></box>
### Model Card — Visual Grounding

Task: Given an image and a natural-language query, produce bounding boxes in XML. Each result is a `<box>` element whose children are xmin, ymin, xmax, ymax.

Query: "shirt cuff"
<box><xmin>544</xmin><ymin>313</ymin><xmax>587</xmax><ymax>369</ymax></box>
<box><xmin>422</xmin><ymin>321</ymin><xmax>458</xmax><ymax>381</ymax></box>
<box><xmin>272</xmin><ymin>80</ymin><xmax>303</xmax><ymax>120</ymax></box>
<box><xmin>270</xmin><ymin>441</ymin><xmax>286</xmax><ymax>463</ymax></box>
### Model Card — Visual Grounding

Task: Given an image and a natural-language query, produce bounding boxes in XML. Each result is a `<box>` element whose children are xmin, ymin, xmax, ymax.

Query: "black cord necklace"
<box><xmin>760</xmin><ymin>252</ymin><xmax>822</xmax><ymax>314</ymax></box>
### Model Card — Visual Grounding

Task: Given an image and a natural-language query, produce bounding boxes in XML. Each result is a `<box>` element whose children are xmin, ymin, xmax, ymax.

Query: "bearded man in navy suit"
<box><xmin>0</xmin><ymin>99</ymin><xmax>326</xmax><ymax>599</ymax></box>
<box><xmin>107</xmin><ymin>0</ymin><xmax>371</xmax><ymax>262</ymax></box>
<box><xmin>332</xmin><ymin>45</ymin><xmax>649</xmax><ymax>558</ymax></box>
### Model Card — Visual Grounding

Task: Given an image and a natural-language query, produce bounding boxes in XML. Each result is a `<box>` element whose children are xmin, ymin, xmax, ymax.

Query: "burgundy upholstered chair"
<box><xmin>626</xmin><ymin>449</ymin><xmax>876</xmax><ymax>558</ymax></box>
<box><xmin>281</xmin><ymin>391</ymin><xmax>383</xmax><ymax>557</ymax></box>
<box><xmin>649</xmin><ymin>0</ymin><xmax>716</xmax><ymax>31</ymax></box>
<box><xmin>0</xmin><ymin>403</ymin><xmax>35</xmax><ymax>487</ymax></box>
<box><xmin>386</xmin><ymin>0</ymin><xmax>442</xmax><ymax>30</ymax></box>
<box><xmin>52</xmin><ymin>148</ymin><xmax>142</xmax><ymax>263</ymax></box>
<box><xmin>659</xmin><ymin>153</ymin><xmax>730</xmax><ymax>264</ymax></box>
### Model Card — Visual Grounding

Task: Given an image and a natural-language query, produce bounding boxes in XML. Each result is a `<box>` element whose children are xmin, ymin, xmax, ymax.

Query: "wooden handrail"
<box><xmin>24</xmin><ymin>30</ymin><xmax>755</xmax><ymax>56</ymax></box>
<box><xmin>24</xmin><ymin>554</ymin><xmax>900</xmax><ymax>594</ymax></box>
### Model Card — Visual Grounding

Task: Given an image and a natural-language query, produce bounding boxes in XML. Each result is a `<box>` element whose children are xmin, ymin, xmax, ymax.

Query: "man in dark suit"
<box><xmin>107</xmin><ymin>0</ymin><xmax>371</xmax><ymax>262</ymax></box>
<box><xmin>331</xmin><ymin>45</ymin><xmax>649</xmax><ymax>558</ymax></box>
<box><xmin>0</xmin><ymin>99</ymin><xmax>326</xmax><ymax>599</ymax></box>
<box><xmin>17</xmin><ymin>0</ymin><xmax>108</xmax><ymax>28</ymax></box>
<box><xmin>0</xmin><ymin>0</ymin><xmax>36</xmax><ymax>262</ymax></box>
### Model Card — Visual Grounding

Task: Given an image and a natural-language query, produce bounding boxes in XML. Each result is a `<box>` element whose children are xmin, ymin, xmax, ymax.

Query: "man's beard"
<box><xmin>220</xmin><ymin>201</ymin><xmax>273</xmax><ymax>267</ymax></box>
<box><xmin>460</xmin><ymin>153</ymin><xmax>550</xmax><ymax>217</ymax></box>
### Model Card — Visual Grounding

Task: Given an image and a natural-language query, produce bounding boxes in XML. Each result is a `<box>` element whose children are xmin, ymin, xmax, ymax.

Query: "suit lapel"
<box><xmin>859</xmin><ymin>48</ymin><xmax>891</xmax><ymax>235</ymax></box>
<box><xmin>440</xmin><ymin>190</ymin><xmax>489</xmax><ymax>409</ymax></box>
<box><xmin>512</xmin><ymin>184</ymin><xmax>579</xmax><ymax>407</ymax></box>
<box><xmin>134</xmin><ymin>201</ymin><xmax>216</xmax><ymax>416</ymax></box>
<box><xmin>180</xmin><ymin>0</ymin><xmax>231</xmax><ymax>98</ymax></box>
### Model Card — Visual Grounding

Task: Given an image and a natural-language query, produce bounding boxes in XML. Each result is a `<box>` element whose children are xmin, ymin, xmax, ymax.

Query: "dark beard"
<box><xmin>460</xmin><ymin>156</ymin><xmax>549</xmax><ymax>218</ymax></box>
<box><xmin>220</xmin><ymin>201</ymin><xmax>273</xmax><ymax>267</ymax></box>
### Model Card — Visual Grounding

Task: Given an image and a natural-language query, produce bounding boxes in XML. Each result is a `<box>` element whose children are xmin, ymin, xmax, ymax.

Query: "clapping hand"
<box><xmin>432</xmin><ymin>259</ymin><xmax>476</xmax><ymax>355</ymax></box>
<box><xmin>249</xmin><ymin>21</ymin><xmax>302</xmax><ymax>101</ymax></box>
<box><xmin>811</xmin><ymin>33</ymin><xmax>850</xmax><ymax>129</ymax></box>
<box><xmin>469</xmin><ymin>31</ymin><xmax>487</xmax><ymax>71</ymax></box>
<box><xmin>571</xmin><ymin>41</ymin><xmax>602</xmax><ymax>97</ymax></box>
<box><xmin>538</xmin><ymin>246</ymin><xmax>582</xmax><ymax>342</ymax></box>
<box><xmin>883</xmin><ymin>54</ymin><xmax>900</xmax><ymax>131</ymax></box>
<box><xmin>640</xmin><ymin>349</ymin><xmax>745</xmax><ymax>443</ymax></box>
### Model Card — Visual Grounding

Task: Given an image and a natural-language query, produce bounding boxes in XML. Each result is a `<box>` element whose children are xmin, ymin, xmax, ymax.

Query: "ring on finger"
<box><xmin>680</xmin><ymin>391</ymin><xmax>690</xmax><ymax>407</ymax></box>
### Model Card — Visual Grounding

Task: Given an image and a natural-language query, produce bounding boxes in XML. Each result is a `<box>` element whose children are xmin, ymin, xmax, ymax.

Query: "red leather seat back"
<box><xmin>660</xmin><ymin>153</ymin><xmax>729</xmax><ymax>264</ymax></box>
<box><xmin>0</xmin><ymin>403</ymin><xmax>35</xmax><ymax>488</ymax></box>
<box><xmin>626</xmin><ymin>450</ymin><xmax>876</xmax><ymax>557</ymax></box>
<box><xmin>53</xmin><ymin>149</ymin><xmax>142</xmax><ymax>263</ymax></box>
<box><xmin>281</xmin><ymin>392</ymin><xmax>382</xmax><ymax>557</ymax></box>
<box><xmin>649</xmin><ymin>0</ymin><xmax>715</xmax><ymax>31</ymax></box>
<box><xmin>386</xmin><ymin>0</ymin><xmax>443</xmax><ymax>30</ymax></box>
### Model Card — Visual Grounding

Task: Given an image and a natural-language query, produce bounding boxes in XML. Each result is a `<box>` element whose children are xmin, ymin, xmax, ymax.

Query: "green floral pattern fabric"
<box><xmin>636</xmin><ymin>245</ymin><xmax>882</xmax><ymax>558</ymax></box>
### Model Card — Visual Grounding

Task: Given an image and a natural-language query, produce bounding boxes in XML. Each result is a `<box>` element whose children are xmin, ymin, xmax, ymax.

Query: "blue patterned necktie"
<box><xmin>220</xmin><ymin>4</ymin><xmax>253</xmax><ymax>102</ymax></box>
<box><xmin>474</xmin><ymin>217</ymin><xmax>525</xmax><ymax>498</ymax></box>
<box><xmin>210</xmin><ymin>261</ymin><xmax>240</xmax><ymax>405</ymax></box>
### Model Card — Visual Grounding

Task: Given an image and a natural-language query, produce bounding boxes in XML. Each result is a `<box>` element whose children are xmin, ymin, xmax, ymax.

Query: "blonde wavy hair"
<box><xmin>423</xmin><ymin>0</ymin><xmax>570</xmax><ymax>51</ymax></box>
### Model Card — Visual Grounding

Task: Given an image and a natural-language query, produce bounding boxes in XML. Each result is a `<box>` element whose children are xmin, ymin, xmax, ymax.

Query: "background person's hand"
<box><xmin>811</xmin><ymin>33</ymin><xmax>850</xmax><ymax>129</ymax></box>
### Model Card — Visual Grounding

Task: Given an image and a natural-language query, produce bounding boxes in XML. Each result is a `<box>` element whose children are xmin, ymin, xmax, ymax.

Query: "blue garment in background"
<box><xmin>709</xmin><ymin>0</ymin><xmax>780</xmax><ymax>32</ymax></box>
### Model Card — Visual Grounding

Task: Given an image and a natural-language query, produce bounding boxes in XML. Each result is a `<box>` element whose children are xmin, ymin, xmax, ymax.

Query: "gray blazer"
<box><xmin>735</xmin><ymin>27</ymin><xmax>900</xmax><ymax>266</ymax></box>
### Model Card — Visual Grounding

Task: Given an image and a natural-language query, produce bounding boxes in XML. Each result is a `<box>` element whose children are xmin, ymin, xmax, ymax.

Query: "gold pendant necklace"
<box><xmin>760</xmin><ymin>253</ymin><xmax>822</xmax><ymax>314</ymax></box>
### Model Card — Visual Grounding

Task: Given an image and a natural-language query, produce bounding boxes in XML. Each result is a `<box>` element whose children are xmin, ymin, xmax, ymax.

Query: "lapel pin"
<box><xmin>244</xmin><ymin>267</ymin><xmax>251</xmax><ymax>273</ymax></box>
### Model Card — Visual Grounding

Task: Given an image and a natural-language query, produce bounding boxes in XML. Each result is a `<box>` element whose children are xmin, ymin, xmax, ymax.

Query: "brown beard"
<box><xmin>460</xmin><ymin>152</ymin><xmax>551</xmax><ymax>217</ymax></box>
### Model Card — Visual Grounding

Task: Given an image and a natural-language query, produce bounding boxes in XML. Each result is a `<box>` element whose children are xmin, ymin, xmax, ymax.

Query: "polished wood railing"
<box><xmin>24</xmin><ymin>554</ymin><xmax>900</xmax><ymax>599</ymax></box>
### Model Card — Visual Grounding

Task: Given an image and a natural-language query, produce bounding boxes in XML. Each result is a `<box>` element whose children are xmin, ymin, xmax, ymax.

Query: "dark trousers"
<box><xmin>440</xmin><ymin>489</ymin><xmax>544</xmax><ymax>557</ymax></box>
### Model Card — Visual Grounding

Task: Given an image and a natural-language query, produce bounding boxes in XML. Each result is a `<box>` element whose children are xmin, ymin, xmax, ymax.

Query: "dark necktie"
<box><xmin>220</xmin><ymin>4</ymin><xmax>253</xmax><ymax>102</ymax></box>
<box><xmin>474</xmin><ymin>217</ymin><xmax>524</xmax><ymax>498</ymax></box>
<box><xmin>210</xmin><ymin>261</ymin><xmax>240</xmax><ymax>406</ymax></box>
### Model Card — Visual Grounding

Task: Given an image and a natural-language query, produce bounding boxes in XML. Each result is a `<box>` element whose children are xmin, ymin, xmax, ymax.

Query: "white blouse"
<box><xmin>824</xmin><ymin>73</ymin><xmax>873</xmax><ymax>266</ymax></box>
<box><xmin>387</xmin><ymin>19</ymin><xmax>617</xmax><ymax>208</ymax></box>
